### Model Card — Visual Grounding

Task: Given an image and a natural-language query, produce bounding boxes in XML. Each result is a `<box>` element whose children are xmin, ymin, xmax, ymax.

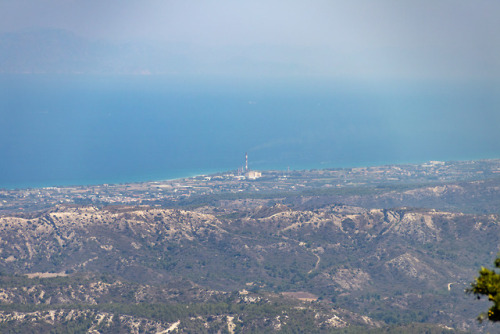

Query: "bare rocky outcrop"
<box><xmin>385</xmin><ymin>253</ymin><xmax>440</xmax><ymax>281</ymax></box>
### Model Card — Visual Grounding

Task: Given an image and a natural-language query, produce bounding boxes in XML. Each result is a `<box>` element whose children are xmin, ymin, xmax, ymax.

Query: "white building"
<box><xmin>245</xmin><ymin>171</ymin><xmax>262</xmax><ymax>180</ymax></box>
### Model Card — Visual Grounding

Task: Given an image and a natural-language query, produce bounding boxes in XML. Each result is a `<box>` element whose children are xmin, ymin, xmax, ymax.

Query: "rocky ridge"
<box><xmin>0</xmin><ymin>202</ymin><xmax>496</xmax><ymax>331</ymax></box>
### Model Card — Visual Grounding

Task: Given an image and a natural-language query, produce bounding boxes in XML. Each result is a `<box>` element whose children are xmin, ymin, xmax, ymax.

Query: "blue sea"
<box><xmin>1</xmin><ymin>75</ymin><xmax>499</xmax><ymax>189</ymax></box>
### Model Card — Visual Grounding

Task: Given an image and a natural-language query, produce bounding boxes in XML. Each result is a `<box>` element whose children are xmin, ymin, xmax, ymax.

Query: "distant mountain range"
<box><xmin>0</xmin><ymin>29</ymin><xmax>195</xmax><ymax>75</ymax></box>
<box><xmin>0</xmin><ymin>29</ymin><xmax>302</xmax><ymax>76</ymax></box>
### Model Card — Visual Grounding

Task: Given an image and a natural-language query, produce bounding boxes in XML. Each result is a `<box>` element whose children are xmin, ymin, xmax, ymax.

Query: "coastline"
<box><xmin>2</xmin><ymin>157</ymin><xmax>499</xmax><ymax>192</ymax></box>
<box><xmin>0</xmin><ymin>168</ymin><xmax>224</xmax><ymax>191</ymax></box>
<box><xmin>1</xmin><ymin>158</ymin><xmax>500</xmax><ymax>214</ymax></box>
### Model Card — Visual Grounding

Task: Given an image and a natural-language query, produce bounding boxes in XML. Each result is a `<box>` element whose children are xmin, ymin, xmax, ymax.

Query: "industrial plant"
<box><xmin>238</xmin><ymin>152</ymin><xmax>261</xmax><ymax>180</ymax></box>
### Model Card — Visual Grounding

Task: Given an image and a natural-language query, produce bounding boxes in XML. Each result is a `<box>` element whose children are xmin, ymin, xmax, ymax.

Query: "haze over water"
<box><xmin>1</xmin><ymin>74</ymin><xmax>499</xmax><ymax>189</ymax></box>
<box><xmin>1</xmin><ymin>1</ymin><xmax>500</xmax><ymax>189</ymax></box>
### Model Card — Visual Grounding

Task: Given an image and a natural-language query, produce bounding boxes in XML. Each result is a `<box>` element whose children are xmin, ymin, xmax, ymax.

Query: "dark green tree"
<box><xmin>469</xmin><ymin>255</ymin><xmax>500</xmax><ymax>321</ymax></box>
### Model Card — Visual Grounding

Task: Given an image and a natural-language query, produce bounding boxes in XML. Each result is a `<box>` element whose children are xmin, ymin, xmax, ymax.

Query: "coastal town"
<box><xmin>1</xmin><ymin>159</ymin><xmax>500</xmax><ymax>214</ymax></box>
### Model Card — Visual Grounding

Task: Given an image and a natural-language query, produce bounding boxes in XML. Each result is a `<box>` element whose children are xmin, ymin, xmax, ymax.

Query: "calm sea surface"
<box><xmin>1</xmin><ymin>75</ymin><xmax>499</xmax><ymax>189</ymax></box>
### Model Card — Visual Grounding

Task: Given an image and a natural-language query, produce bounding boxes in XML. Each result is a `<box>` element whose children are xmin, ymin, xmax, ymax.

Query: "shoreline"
<box><xmin>0</xmin><ymin>168</ymin><xmax>224</xmax><ymax>191</ymax></box>
<box><xmin>1</xmin><ymin>157</ymin><xmax>499</xmax><ymax>192</ymax></box>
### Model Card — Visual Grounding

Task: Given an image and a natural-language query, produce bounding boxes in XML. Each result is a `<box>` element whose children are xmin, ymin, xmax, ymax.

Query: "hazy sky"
<box><xmin>1</xmin><ymin>0</ymin><xmax>500</xmax><ymax>80</ymax></box>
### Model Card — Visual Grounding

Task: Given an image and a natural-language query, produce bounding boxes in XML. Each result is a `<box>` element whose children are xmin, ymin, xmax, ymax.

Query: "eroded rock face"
<box><xmin>0</xmin><ymin>204</ymin><xmax>495</xmax><ymax>286</ymax></box>
<box><xmin>328</xmin><ymin>268</ymin><xmax>371</xmax><ymax>291</ymax></box>
<box><xmin>0</xmin><ymin>206</ymin><xmax>225</xmax><ymax>280</ymax></box>
<box><xmin>385</xmin><ymin>253</ymin><xmax>439</xmax><ymax>281</ymax></box>
<box><xmin>381</xmin><ymin>211</ymin><xmax>441</xmax><ymax>243</ymax></box>
<box><xmin>0</xmin><ymin>309</ymin><xmax>177</xmax><ymax>333</ymax></box>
